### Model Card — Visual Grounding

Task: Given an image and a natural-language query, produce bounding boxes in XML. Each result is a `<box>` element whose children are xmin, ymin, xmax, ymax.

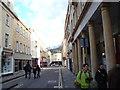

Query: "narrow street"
<box><xmin>2</xmin><ymin>67</ymin><xmax>76</xmax><ymax>89</ymax></box>
<box><xmin>2</xmin><ymin>67</ymin><xmax>59</xmax><ymax>88</ymax></box>
<box><xmin>0</xmin><ymin>0</ymin><xmax>120</xmax><ymax>89</ymax></box>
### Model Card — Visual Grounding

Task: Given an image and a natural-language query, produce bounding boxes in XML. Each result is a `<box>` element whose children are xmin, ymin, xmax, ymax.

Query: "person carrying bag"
<box><xmin>75</xmin><ymin>64</ymin><xmax>93</xmax><ymax>90</ymax></box>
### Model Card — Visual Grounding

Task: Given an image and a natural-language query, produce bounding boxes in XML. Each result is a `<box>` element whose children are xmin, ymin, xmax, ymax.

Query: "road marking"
<box><xmin>54</xmin><ymin>71</ymin><xmax>59</xmax><ymax>73</ymax></box>
<box><xmin>48</xmin><ymin>80</ymin><xmax>57</xmax><ymax>83</ymax></box>
<box><xmin>13</xmin><ymin>84</ymin><xmax>23</xmax><ymax>88</ymax></box>
<box><xmin>54</xmin><ymin>86</ymin><xmax>59</xmax><ymax>88</ymax></box>
<box><xmin>58</xmin><ymin>67</ymin><xmax>63</xmax><ymax>88</ymax></box>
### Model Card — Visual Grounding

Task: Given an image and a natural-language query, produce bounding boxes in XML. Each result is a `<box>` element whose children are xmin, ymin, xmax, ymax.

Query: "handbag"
<box><xmin>74</xmin><ymin>80</ymin><xmax>81</xmax><ymax>88</ymax></box>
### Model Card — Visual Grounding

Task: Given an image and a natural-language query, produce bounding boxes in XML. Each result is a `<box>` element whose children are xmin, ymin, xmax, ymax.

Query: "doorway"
<box><xmin>115</xmin><ymin>35</ymin><xmax>120</xmax><ymax>64</ymax></box>
<box><xmin>19</xmin><ymin>60</ymin><xmax>22</xmax><ymax>70</ymax></box>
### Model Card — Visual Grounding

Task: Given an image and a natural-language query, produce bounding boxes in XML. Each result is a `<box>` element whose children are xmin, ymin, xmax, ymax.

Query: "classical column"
<box><xmin>0</xmin><ymin>47</ymin><xmax>2</xmax><ymax>75</ymax></box>
<box><xmin>72</xmin><ymin>43</ymin><xmax>75</xmax><ymax>74</ymax></box>
<box><xmin>101</xmin><ymin>3</ymin><xmax>116</xmax><ymax>72</ymax></box>
<box><xmin>74</xmin><ymin>41</ymin><xmax>79</xmax><ymax>74</ymax></box>
<box><xmin>88</xmin><ymin>21</ymin><xmax>98</xmax><ymax>76</ymax></box>
<box><xmin>77</xmin><ymin>37</ymin><xmax>82</xmax><ymax>71</ymax></box>
<box><xmin>0</xmin><ymin>48</ymin><xmax>1</xmax><ymax>90</ymax></box>
<box><xmin>81</xmin><ymin>32</ymin><xmax>86</xmax><ymax>64</ymax></box>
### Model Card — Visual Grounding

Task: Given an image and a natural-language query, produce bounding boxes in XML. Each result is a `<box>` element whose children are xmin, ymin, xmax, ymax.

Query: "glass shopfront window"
<box><xmin>1</xmin><ymin>52</ymin><xmax>13</xmax><ymax>74</ymax></box>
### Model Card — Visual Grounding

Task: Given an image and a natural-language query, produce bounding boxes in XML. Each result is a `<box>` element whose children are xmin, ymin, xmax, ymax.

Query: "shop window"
<box><xmin>1</xmin><ymin>52</ymin><xmax>12</xmax><ymax>73</ymax></box>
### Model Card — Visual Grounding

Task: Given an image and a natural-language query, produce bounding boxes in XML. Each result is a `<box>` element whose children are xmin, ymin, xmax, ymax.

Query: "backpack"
<box><xmin>74</xmin><ymin>70</ymin><xmax>83</xmax><ymax>88</ymax></box>
<box><xmin>79</xmin><ymin>70</ymin><xmax>92</xmax><ymax>79</ymax></box>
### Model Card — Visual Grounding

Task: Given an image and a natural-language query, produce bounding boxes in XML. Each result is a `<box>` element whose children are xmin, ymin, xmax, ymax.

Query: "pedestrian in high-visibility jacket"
<box><xmin>76</xmin><ymin>64</ymin><xmax>93</xmax><ymax>90</ymax></box>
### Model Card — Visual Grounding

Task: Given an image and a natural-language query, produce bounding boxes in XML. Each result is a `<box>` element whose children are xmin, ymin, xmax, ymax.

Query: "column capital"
<box><xmin>88</xmin><ymin>21</ymin><xmax>94</xmax><ymax>27</ymax></box>
<box><xmin>100</xmin><ymin>3</ymin><xmax>111</xmax><ymax>11</ymax></box>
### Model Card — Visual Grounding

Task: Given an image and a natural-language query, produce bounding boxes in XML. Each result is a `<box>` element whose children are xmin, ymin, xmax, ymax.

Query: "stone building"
<box><xmin>0</xmin><ymin>0</ymin><xmax>32</xmax><ymax>74</ymax></box>
<box><xmin>63</xmin><ymin>1</ymin><xmax>120</xmax><ymax>76</ymax></box>
<box><xmin>0</xmin><ymin>0</ymin><xmax>15</xmax><ymax>75</ymax></box>
<box><xmin>13</xmin><ymin>18</ymin><xmax>32</xmax><ymax>72</ymax></box>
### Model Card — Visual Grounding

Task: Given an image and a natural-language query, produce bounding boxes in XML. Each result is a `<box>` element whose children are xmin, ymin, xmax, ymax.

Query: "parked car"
<box><xmin>50</xmin><ymin>61</ymin><xmax>62</xmax><ymax>67</ymax></box>
<box><xmin>40</xmin><ymin>62</ymin><xmax>48</xmax><ymax>67</ymax></box>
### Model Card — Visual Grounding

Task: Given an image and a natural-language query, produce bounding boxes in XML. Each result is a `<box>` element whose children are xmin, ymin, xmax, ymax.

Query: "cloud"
<box><xmin>14</xmin><ymin>0</ymin><xmax>68</xmax><ymax>47</ymax></box>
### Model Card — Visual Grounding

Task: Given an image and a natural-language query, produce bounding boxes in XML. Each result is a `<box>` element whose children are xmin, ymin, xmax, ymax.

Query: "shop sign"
<box><xmin>80</xmin><ymin>38</ymin><xmax>89</xmax><ymax>48</ymax></box>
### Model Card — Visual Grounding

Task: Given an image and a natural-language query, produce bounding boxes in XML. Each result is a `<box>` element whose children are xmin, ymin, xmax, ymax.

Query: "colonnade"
<box><xmin>72</xmin><ymin>3</ymin><xmax>116</xmax><ymax>75</ymax></box>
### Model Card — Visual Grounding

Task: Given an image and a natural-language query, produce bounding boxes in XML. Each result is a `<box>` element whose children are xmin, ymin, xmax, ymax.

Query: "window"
<box><xmin>16</xmin><ymin>41</ymin><xmax>19</xmax><ymax>52</ymax></box>
<box><xmin>26</xmin><ymin>32</ymin><xmax>27</xmax><ymax>38</ymax></box>
<box><xmin>20</xmin><ymin>43</ymin><xmax>22</xmax><ymax>53</ymax></box>
<box><xmin>28</xmin><ymin>47</ymin><xmax>30</xmax><ymax>55</ymax></box>
<box><xmin>81</xmin><ymin>0</ymin><xmax>87</xmax><ymax>10</ymax></box>
<box><xmin>27</xmin><ymin>47</ymin><xmax>29</xmax><ymax>55</ymax></box>
<box><xmin>16</xmin><ymin>23</ymin><xmax>19</xmax><ymax>32</ymax></box>
<box><xmin>5</xmin><ymin>34</ymin><xmax>9</xmax><ymax>47</ymax></box>
<box><xmin>28</xmin><ymin>34</ymin><xmax>30</xmax><ymax>40</ymax></box>
<box><xmin>29</xmin><ymin>47</ymin><xmax>31</xmax><ymax>55</ymax></box>
<box><xmin>7</xmin><ymin>0</ymin><xmax>10</xmax><ymax>8</ymax></box>
<box><xmin>23</xmin><ymin>29</ymin><xmax>25</xmax><ymax>36</ymax></box>
<box><xmin>20</xmin><ymin>27</ymin><xmax>23</xmax><ymax>35</ymax></box>
<box><xmin>26</xmin><ymin>46</ymin><xmax>28</xmax><ymax>54</ymax></box>
<box><xmin>23</xmin><ymin>44</ymin><xmax>25</xmax><ymax>53</ymax></box>
<box><xmin>6</xmin><ymin>14</ymin><xmax>10</xmax><ymax>26</ymax></box>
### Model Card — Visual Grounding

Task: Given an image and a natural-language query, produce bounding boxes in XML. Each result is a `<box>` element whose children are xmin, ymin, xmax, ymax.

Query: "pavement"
<box><xmin>0</xmin><ymin>67</ymin><xmax>76</xmax><ymax>89</ymax></box>
<box><xmin>1</xmin><ymin>70</ymin><xmax>25</xmax><ymax>84</ymax></box>
<box><xmin>61</xmin><ymin>67</ymin><xmax>76</xmax><ymax>88</ymax></box>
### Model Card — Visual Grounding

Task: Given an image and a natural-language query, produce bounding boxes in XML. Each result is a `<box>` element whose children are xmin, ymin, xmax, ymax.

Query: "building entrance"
<box><xmin>115</xmin><ymin>35</ymin><xmax>120</xmax><ymax>64</ymax></box>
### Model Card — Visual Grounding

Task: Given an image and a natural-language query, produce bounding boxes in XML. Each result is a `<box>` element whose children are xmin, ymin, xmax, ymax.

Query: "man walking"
<box><xmin>24</xmin><ymin>61</ymin><xmax>32</xmax><ymax>79</ymax></box>
<box><xmin>36</xmin><ymin>65</ymin><xmax>41</xmax><ymax>78</ymax></box>
<box><xmin>95</xmin><ymin>64</ymin><xmax>108</xmax><ymax>89</ymax></box>
<box><xmin>33</xmin><ymin>64</ymin><xmax>37</xmax><ymax>79</ymax></box>
<box><xmin>76</xmin><ymin>64</ymin><xmax>93</xmax><ymax>90</ymax></box>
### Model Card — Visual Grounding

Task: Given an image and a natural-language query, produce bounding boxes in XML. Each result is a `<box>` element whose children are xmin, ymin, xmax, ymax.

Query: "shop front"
<box><xmin>14</xmin><ymin>53</ymin><xmax>32</xmax><ymax>72</ymax></box>
<box><xmin>1</xmin><ymin>48</ymin><xmax>14</xmax><ymax>75</ymax></box>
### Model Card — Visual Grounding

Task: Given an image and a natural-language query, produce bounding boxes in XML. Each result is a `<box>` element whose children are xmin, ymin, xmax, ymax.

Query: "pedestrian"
<box><xmin>36</xmin><ymin>65</ymin><xmax>41</xmax><ymax>78</ymax></box>
<box><xmin>24</xmin><ymin>61</ymin><xmax>32</xmax><ymax>79</ymax></box>
<box><xmin>75</xmin><ymin>63</ymin><xmax>93</xmax><ymax>90</ymax></box>
<box><xmin>95</xmin><ymin>64</ymin><xmax>108</xmax><ymax>89</ymax></box>
<box><xmin>23</xmin><ymin>64</ymin><xmax>28</xmax><ymax>78</ymax></box>
<box><xmin>108</xmin><ymin>64</ymin><xmax>120</xmax><ymax>88</ymax></box>
<box><xmin>33</xmin><ymin>64</ymin><xmax>37</xmax><ymax>79</ymax></box>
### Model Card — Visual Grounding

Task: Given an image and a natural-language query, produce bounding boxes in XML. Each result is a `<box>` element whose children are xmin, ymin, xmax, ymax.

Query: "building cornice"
<box><xmin>72</xmin><ymin>2</ymin><xmax>92</xmax><ymax>37</ymax></box>
<box><xmin>1</xmin><ymin>2</ymin><xmax>31</xmax><ymax>33</ymax></box>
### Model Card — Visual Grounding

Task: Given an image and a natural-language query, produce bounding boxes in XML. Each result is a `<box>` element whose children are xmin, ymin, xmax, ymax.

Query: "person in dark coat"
<box><xmin>33</xmin><ymin>65</ymin><xmax>37</xmax><ymax>79</ymax></box>
<box><xmin>36</xmin><ymin>65</ymin><xmax>41</xmax><ymax>78</ymax></box>
<box><xmin>95</xmin><ymin>64</ymin><xmax>108</xmax><ymax>89</ymax></box>
<box><xmin>24</xmin><ymin>62</ymin><xmax>32</xmax><ymax>79</ymax></box>
<box><xmin>108</xmin><ymin>64</ymin><xmax>120</xmax><ymax>88</ymax></box>
<box><xmin>23</xmin><ymin>65</ymin><xmax>28</xmax><ymax>78</ymax></box>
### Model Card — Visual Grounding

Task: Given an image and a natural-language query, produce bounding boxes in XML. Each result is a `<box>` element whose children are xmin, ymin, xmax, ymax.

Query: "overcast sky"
<box><xmin>14</xmin><ymin>0</ymin><xmax>68</xmax><ymax>48</ymax></box>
